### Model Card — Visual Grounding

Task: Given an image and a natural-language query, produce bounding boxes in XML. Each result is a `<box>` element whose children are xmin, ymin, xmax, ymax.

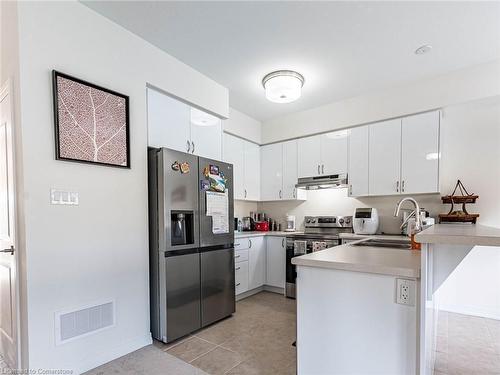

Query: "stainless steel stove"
<box><xmin>285</xmin><ymin>215</ymin><xmax>353</xmax><ymax>298</ymax></box>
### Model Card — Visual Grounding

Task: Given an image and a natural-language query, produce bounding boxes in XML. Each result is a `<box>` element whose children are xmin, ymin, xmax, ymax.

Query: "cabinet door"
<box><xmin>266</xmin><ymin>237</ymin><xmax>286</xmax><ymax>289</ymax></box>
<box><xmin>248</xmin><ymin>237</ymin><xmax>266</xmax><ymax>290</ymax></box>
<box><xmin>320</xmin><ymin>131</ymin><xmax>348</xmax><ymax>176</ymax></box>
<box><xmin>401</xmin><ymin>111</ymin><xmax>440</xmax><ymax>194</ymax></box>
<box><xmin>260</xmin><ymin>143</ymin><xmax>283</xmax><ymax>201</ymax></box>
<box><xmin>282</xmin><ymin>140</ymin><xmax>303</xmax><ymax>200</ymax></box>
<box><xmin>235</xmin><ymin>261</ymin><xmax>249</xmax><ymax>296</ymax></box>
<box><xmin>298</xmin><ymin>136</ymin><xmax>321</xmax><ymax>178</ymax></box>
<box><xmin>348</xmin><ymin>126</ymin><xmax>369</xmax><ymax>197</ymax></box>
<box><xmin>147</xmin><ymin>88</ymin><xmax>191</xmax><ymax>152</ymax></box>
<box><xmin>223</xmin><ymin>133</ymin><xmax>245</xmax><ymax>200</ymax></box>
<box><xmin>369</xmin><ymin>119</ymin><xmax>401</xmax><ymax>196</ymax></box>
<box><xmin>243</xmin><ymin>141</ymin><xmax>261</xmax><ymax>201</ymax></box>
<box><xmin>190</xmin><ymin>108</ymin><xmax>222</xmax><ymax>160</ymax></box>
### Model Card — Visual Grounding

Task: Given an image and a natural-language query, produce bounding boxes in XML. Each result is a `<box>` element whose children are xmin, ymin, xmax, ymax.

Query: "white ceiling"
<box><xmin>84</xmin><ymin>1</ymin><xmax>500</xmax><ymax>121</ymax></box>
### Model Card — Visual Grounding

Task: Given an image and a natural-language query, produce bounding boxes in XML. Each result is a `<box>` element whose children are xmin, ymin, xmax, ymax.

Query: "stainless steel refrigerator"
<box><xmin>148</xmin><ymin>147</ymin><xmax>235</xmax><ymax>343</ymax></box>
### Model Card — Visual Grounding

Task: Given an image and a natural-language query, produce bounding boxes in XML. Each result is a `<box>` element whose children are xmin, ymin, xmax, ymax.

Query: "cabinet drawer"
<box><xmin>235</xmin><ymin>249</ymin><xmax>249</xmax><ymax>263</ymax></box>
<box><xmin>234</xmin><ymin>237</ymin><xmax>253</xmax><ymax>250</ymax></box>
<box><xmin>235</xmin><ymin>261</ymin><xmax>249</xmax><ymax>295</ymax></box>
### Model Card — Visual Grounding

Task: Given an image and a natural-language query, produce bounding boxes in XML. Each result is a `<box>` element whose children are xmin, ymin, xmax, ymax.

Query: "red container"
<box><xmin>254</xmin><ymin>221</ymin><xmax>269</xmax><ymax>231</ymax></box>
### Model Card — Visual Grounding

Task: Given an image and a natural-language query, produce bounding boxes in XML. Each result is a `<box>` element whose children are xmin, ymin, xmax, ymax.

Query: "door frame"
<box><xmin>0</xmin><ymin>78</ymin><xmax>21</xmax><ymax>369</ymax></box>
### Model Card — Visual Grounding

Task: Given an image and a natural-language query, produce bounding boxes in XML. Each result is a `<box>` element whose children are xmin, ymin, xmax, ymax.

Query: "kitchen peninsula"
<box><xmin>293</xmin><ymin>224</ymin><xmax>500</xmax><ymax>375</ymax></box>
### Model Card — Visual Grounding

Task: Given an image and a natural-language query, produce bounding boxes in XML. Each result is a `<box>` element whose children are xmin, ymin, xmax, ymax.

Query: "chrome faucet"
<box><xmin>394</xmin><ymin>197</ymin><xmax>422</xmax><ymax>232</ymax></box>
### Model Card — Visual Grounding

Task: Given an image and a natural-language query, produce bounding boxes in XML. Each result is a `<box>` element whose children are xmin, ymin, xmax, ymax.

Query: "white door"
<box><xmin>223</xmin><ymin>133</ymin><xmax>245</xmax><ymax>200</ymax></box>
<box><xmin>348</xmin><ymin>126</ymin><xmax>369</xmax><ymax>197</ymax></box>
<box><xmin>266</xmin><ymin>237</ymin><xmax>286</xmax><ymax>289</ymax></box>
<box><xmin>260</xmin><ymin>143</ymin><xmax>283</xmax><ymax>201</ymax></box>
<box><xmin>243</xmin><ymin>141</ymin><xmax>260</xmax><ymax>201</ymax></box>
<box><xmin>0</xmin><ymin>81</ymin><xmax>18</xmax><ymax>368</ymax></box>
<box><xmin>320</xmin><ymin>131</ymin><xmax>348</xmax><ymax>176</ymax></box>
<box><xmin>298</xmin><ymin>136</ymin><xmax>321</xmax><ymax>178</ymax></box>
<box><xmin>401</xmin><ymin>111</ymin><xmax>440</xmax><ymax>194</ymax></box>
<box><xmin>369</xmin><ymin>119</ymin><xmax>402</xmax><ymax>196</ymax></box>
<box><xmin>190</xmin><ymin>108</ymin><xmax>222</xmax><ymax>160</ymax></box>
<box><xmin>282</xmin><ymin>140</ymin><xmax>300</xmax><ymax>200</ymax></box>
<box><xmin>147</xmin><ymin>88</ymin><xmax>191</xmax><ymax>152</ymax></box>
<box><xmin>248</xmin><ymin>237</ymin><xmax>266</xmax><ymax>290</ymax></box>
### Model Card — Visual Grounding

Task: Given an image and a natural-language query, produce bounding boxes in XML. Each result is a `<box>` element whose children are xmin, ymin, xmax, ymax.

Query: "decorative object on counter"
<box><xmin>52</xmin><ymin>70</ymin><xmax>130</xmax><ymax>168</ymax></box>
<box><xmin>285</xmin><ymin>215</ymin><xmax>296</xmax><ymax>232</ymax></box>
<box><xmin>439</xmin><ymin>180</ymin><xmax>479</xmax><ymax>224</ymax></box>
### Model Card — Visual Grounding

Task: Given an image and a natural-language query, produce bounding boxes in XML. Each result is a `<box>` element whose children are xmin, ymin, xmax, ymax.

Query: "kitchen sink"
<box><xmin>350</xmin><ymin>238</ymin><xmax>412</xmax><ymax>250</ymax></box>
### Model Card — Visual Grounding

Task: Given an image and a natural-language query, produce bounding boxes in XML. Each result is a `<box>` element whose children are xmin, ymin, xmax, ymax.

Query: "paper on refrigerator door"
<box><xmin>206</xmin><ymin>190</ymin><xmax>229</xmax><ymax>234</ymax></box>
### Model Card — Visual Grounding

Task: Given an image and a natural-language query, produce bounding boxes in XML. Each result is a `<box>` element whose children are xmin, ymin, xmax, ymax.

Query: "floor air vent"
<box><xmin>55</xmin><ymin>301</ymin><xmax>114</xmax><ymax>344</ymax></box>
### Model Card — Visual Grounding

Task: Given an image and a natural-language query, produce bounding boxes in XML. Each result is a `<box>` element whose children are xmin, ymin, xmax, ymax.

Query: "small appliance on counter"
<box><xmin>285</xmin><ymin>215</ymin><xmax>296</xmax><ymax>232</ymax></box>
<box><xmin>241</xmin><ymin>216</ymin><xmax>255</xmax><ymax>231</ymax></box>
<box><xmin>255</xmin><ymin>221</ymin><xmax>269</xmax><ymax>231</ymax></box>
<box><xmin>353</xmin><ymin>208</ymin><xmax>379</xmax><ymax>235</ymax></box>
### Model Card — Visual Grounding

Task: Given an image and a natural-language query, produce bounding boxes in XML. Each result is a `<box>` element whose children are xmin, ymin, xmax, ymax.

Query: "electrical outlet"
<box><xmin>396</xmin><ymin>279</ymin><xmax>415</xmax><ymax>306</ymax></box>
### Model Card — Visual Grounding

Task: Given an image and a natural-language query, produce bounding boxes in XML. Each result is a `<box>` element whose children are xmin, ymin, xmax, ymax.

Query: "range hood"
<box><xmin>295</xmin><ymin>174</ymin><xmax>348</xmax><ymax>190</ymax></box>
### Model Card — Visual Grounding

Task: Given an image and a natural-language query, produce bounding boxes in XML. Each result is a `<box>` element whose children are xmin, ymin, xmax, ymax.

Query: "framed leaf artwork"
<box><xmin>52</xmin><ymin>70</ymin><xmax>130</xmax><ymax>168</ymax></box>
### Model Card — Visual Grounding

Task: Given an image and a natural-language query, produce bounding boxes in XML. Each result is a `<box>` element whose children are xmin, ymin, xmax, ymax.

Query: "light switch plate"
<box><xmin>51</xmin><ymin>189</ymin><xmax>79</xmax><ymax>205</ymax></box>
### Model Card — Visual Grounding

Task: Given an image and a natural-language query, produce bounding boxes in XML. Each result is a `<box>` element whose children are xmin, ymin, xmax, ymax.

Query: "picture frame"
<box><xmin>52</xmin><ymin>70</ymin><xmax>130</xmax><ymax>168</ymax></box>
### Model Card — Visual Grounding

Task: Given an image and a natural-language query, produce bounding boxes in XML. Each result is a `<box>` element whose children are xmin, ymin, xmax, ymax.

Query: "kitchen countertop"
<box><xmin>235</xmin><ymin>231</ymin><xmax>302</xmax><ymax>238</ymax></box>
<box><xmin>291</xmin><ymin>240</ymin><xmax>421</xmax><ymax>278</ymax></box>
<box><xmin>415</xmin><ymin>223</ymin><xmax>500</xmax><ymax>246</ymax></box>
<box><xmin>339</xmin><ymin>233</ymin><xmax>410</xmax><ymax>242</ymax></box>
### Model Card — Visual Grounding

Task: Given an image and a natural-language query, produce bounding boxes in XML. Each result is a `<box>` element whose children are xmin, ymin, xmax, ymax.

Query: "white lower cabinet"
<box><xmin>248</xmin><ymin>237</ymin><xmax>266</xmax><ymax>290</ymax></box>
<box><xmin>266</xmin><ymin>237</ymin><xmax>286</xmax><ymax>289</ymax></box>
<box><xmin>235</xmin><ymin>260</ymin><xmax>249</xmax><ymax>295</ymax></box>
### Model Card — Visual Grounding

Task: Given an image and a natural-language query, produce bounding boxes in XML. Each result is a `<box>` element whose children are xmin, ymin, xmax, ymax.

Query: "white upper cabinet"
<box><xmin>401</xmin><ymin>111</ymin><xmax>440</xmax><ymax>194</ymax></box>
<box><xmin>244</xmin><ymin>141</ymin><xmax>261</xmax><ymax>201</ymax></box>
<box><xmin>223</xmin><ymin>133</ymin><xmax>245</xmax><ymax>200</ymax></box>
<box><xmin>282</xmin><ymin>140</ymin><xmax>304</xmax><ymax>200</ymax></box>
<box><xmin>147</xmin><ymin>88</ymin><xmax>191</xmax><ymax>152</ymax></box>
<box><xmin>369</xmin><ymin>119</ymin><xmax>402</xmax><ymax>196</ymax></box>
<box><xmin>348</xmin><ymin>126</ymin><xmax>369</xmax><ymax>197</ymax></box>
<box><xmin>147</xmin><ymin>88</ymin><xmax>222</xmax><ymax>158</ymax></box>
<box><xmin>261</xmin><ymin>143</ymin><xmax>283</xmax><ymax>201</ymax></box>
<box><xmin>320</xmin><ymin>131</ymin><xmax>349</xmax><ymax>176</ymax></box>
<box><xmin>190</xmin><ymin>108</ymin><xmax>222</xmax><ymax>160</ymax></box>
<box><xmin>298</xmin><ymin>132</ymin><xmax>349</xmax><ymax>178</ymax></box>
<box><xmin>298</xmin><ymin>136</ymin><xmax>322</xmax><ymax>178</ymax></box>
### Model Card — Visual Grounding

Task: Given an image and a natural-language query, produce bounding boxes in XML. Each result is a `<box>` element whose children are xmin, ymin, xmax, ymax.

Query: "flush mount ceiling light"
<box><xmin>415</xmin><ymin>44</ymin><xmax>432</xmax><ymax>55</ymax></box>
<box><xmin>262</xmin><ymin>70</ymin><xmax>305</xmax><ymax>103</ymax></box>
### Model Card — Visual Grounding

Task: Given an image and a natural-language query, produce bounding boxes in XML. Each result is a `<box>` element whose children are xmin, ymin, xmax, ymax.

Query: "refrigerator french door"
<box><xmin>149</xmin><ymin>148</ymin><xmax>235</xmax><ymax>343</ymax></box>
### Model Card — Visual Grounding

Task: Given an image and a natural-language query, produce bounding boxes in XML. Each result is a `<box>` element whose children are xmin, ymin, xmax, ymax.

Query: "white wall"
<box><xmin>260</xmin><ymin>96</ymin><xmax>500</xmax><ymax>319</ymax></box>
<box><xmin>15</xmin><ymin>1</ymin><xmax>228</xmax><ymax>373</ymax></box>
<box><xmin>223</xmin><ymin>107</ymin><xmax>262</xmax><ymax>144</ymax></box>
<box><xmin>262</xmin><ymin>60</ymin><xmax>500</xmax><ymax>143</ymax></box>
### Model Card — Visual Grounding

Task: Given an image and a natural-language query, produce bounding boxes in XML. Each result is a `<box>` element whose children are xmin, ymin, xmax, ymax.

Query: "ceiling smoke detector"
<box><xmin>415</xmin><ymin>44</ymin><xmax>432</xmax><ymax>55</ymax></box>
<box><xmin>262</xmin><ymin>70</ymin><xmax>305</xmax><ymax>104</ymax></box>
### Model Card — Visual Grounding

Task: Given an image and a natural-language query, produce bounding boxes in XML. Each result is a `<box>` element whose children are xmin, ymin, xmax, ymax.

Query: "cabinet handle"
<box><xmin>244</xmin><ymin>189</ymin><xmax>247</xmax><ymax>198</ymax></box>
<box><xmin>234</xmin><ymin>243</ymin><xmax>240</xmax><ymax>247</ymax></box>
<box><xmin>235</xmin><ymin>254</ymin><xmax>241</xmax><ymax>258</ymax></box>
<box><xmin>396</xmin><ymin>181</ymin><xmax>400</xmax><ymax>193</ymax></box>
<box><xmin>317</xmin><ymin>165</ymin><xmax>320</xmax><ymax>175</ymax></box>
<box><xmin>186</xmin><ymin>140</ymin><xmax>191</xmax><ymax>153</ymax></box>
<box><xmin>235</xmin><ymin>266</ymin><xmax>241</xmax><ymax>271</ymax></box>
<box><xmin>249</xmin><ymin>239</ymin><xmax>252</xmax><ymax>248</ymax></box>
<box><xmin>279</xmin><ymin>190</ymin><xmax>282</xmax><ymax>199</ymax></box>
<box><xmin>293</xmin><ymin>188</ymin><xmax>296</xmax><ymax>198</ymax></box>
<box><xmin>402</xmin><ymin>180</ymin><xmax>405</xmax><ymax>193</ymax></box>
<box><xmin>236</xmin><ymin>283</ymin><xmax>241</xmax><ymax>287</ymax></box>
<box><xmin>191</xmin><ymin>141</ymin><xmax>195</xmax><ymax>154</ymax></box>
<box><xmin>282</xmin><ymin>238</ymin><xmax>285</xmax><ymax>247</ymax></box>
<box><xmin>321</xmin><ymin>164</ymin><xmax>324</xmax><ymax>174</ymax></box>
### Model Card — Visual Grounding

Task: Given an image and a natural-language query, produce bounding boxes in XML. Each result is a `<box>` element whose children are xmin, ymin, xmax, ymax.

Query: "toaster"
<box><xmin>353</xmin><ymin>208</ymin><xmax>379</xmax><ymax>235</ymax></box>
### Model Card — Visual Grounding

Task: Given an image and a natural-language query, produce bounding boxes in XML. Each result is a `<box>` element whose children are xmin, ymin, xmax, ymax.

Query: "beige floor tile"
<box><xmin>167</xmin><ymin>336</ymin><xmax>217</xmax><ymax>363</ymax></box>
<box><xmin>190</xmin><ymin>346</ymin><xmax>243</xmax><ymax>374</ymax></box>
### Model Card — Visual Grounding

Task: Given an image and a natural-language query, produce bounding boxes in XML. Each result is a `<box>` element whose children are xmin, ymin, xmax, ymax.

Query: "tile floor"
<box><xmin>434</xmin><ymin>311</ymin><xmax>500</xmax><ymax>375</ymax></box>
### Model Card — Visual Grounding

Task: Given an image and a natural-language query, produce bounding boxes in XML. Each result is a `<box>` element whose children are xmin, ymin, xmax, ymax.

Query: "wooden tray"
<box><xmin>441</xmin><ymin>195</ymin><xmax>479</xmax><ymax>204</ymax></box>
<box><xmin>439</xmin><ymin>213</ymin><xmax>480</xmax><ymax>223</ymax></box>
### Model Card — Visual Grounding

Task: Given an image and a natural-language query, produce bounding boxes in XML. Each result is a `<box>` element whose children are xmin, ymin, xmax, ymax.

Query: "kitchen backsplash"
<box><xmin>256</xmin><ymin>188</ymin><xmax>444</xmax><ymax>234</ymax></box>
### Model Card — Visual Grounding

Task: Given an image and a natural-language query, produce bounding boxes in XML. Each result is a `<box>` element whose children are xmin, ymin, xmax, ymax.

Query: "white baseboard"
<box><xmin>76</xmin><ymin>332</ymin><xmax>152</xmax><ymax>374</ymax></box>
<box><xmin>439</xmin><ymin>304</ymin><xmax>500</xmax><ymax>320</ymax></box>
<box><xmin>235</xmin><ymin>285</ymin><xmax>285</xmax><ymax>301</ymax></box>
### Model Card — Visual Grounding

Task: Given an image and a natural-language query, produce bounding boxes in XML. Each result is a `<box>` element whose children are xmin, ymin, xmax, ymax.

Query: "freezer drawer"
<box><xmin>165</xmin><ymin>250</ymin><xmax>201</xmax><ymax>342</ymax></box>
<box><xmin>201</xmin><ymin>247</ymin><xmax>235</xmax><ymax>326</ymax></box>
